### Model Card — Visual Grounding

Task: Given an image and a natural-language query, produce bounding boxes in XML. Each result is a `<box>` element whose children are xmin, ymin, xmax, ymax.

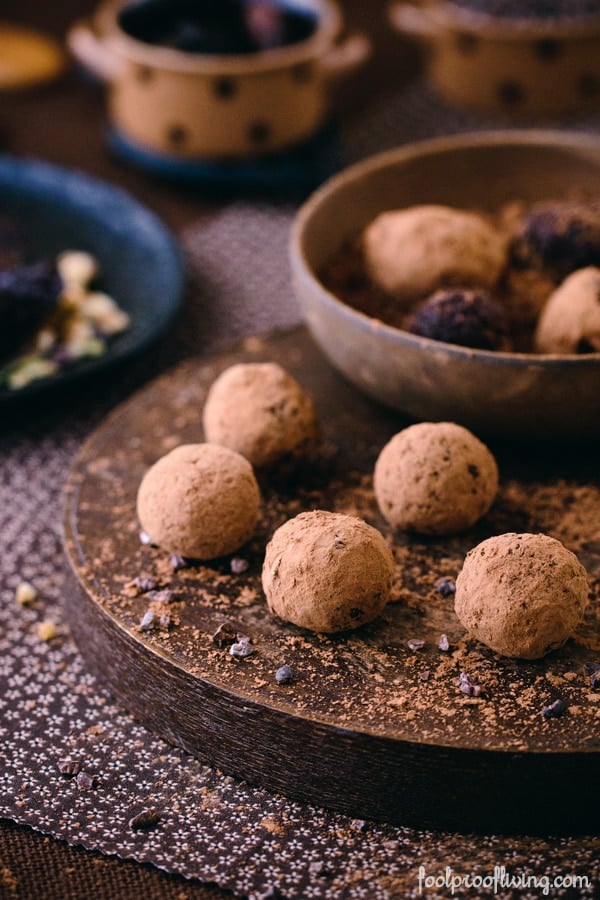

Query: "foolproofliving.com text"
<box><xmin>417</xmin><ymin>865</ymin><xmax>591</xmax><ymax>896</ymax></box>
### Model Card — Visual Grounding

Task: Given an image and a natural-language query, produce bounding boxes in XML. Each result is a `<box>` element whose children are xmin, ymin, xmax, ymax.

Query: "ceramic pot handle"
<box><xmin>388</xmin><ymin>2</ymin><xmax>440</xmax><ymax>41</ymax></box>
<box><xmin>67</xmin><ymin>18</ymin><xmax>124</xmax><ymax>84</ymax></box>
<box><xmin>321</xmin><ymin>31</ymin><xmax>372</xmax><ymax>82</ymax></box>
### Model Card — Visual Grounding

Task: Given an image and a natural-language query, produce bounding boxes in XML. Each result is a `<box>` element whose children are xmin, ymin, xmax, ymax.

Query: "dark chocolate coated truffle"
<box><xmin>407</xmin><ymin>288</ymin><xmax>509</xmax><ymax>350</ymax></box>
<box><xmin>0</xmin><ymin>260</ymin><xmax>62</xmax><ymax>360</ymax></box>
<box><xmin>510</xmin><ymin>200</ymin><xmax>600</xmax><ymax>282</ymax></box>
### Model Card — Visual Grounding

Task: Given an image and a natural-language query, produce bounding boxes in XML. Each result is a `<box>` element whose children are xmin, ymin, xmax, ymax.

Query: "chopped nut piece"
<box><xmin>15</xmin><ymin>581</ymin><xmax>37</xmax><ymax>606</ymax></box>
<box><xmin>37</xmin><ymin>620</ymin><xmax>57</xmax><ymax>641</ymax></box>
<box><xmin>8</xmin><ymin>357</ymin><xmax>59</xmax><ymax>390</ymax></box>
<box><xmin>57</xmin><ymin>250</ymin><xmax>98</xmax><ymax>289</ymax></box>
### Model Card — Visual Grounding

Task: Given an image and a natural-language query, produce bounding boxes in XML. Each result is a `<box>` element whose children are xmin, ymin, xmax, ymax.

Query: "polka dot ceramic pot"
<box><xmin>68</xmin><ymin>0</ymin><xmax>370</xmax><ymax>160</ymax></box>
<box><xmin>389</xmin><ymin>0</ymin><xmax>600</xmax><ymax>117</ymax></box>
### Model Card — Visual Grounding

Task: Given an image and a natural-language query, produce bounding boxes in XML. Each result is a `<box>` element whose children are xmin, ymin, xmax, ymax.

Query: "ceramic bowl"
<box><xmin>290</xmin><ymin>131</ymin><xmax>600</xmax><ymax>439</ymax></box>
<box><xmin>67</xmin><ymin>0</ymin><xmax>370</xmax><ymax>161</ymax></box>
<box><xmin>389</xmin><ymin>1</ymin><xmax>600</xmax><ymax>118</ymax></box>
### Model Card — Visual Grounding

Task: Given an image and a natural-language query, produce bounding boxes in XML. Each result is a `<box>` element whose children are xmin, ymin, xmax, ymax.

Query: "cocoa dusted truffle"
<box><xmin>455</xmin><ymin>532</ymin><xmax>589</xmax><ymax>659</ymax></box>
<box><xmin>408</xmin><ymin>288</ymin><xmax>510</xmax><ymax>350</ymax></box>
<box><xmin>363</xmin><ymin>205</ymin><xmax>507</xmax><ymax>306</ymax></box>
<box><xmin>535</xmin><ymin>266</ymin><xmax>600</xmax><ymax>354</ymax></box>
<box><xmin>136</xmin><ymin>443</ymin><xmax>260</xmax><ymax>559</ymax></box>
<box><xmin>511</xmin><ymin>200</ymin><xmax>600</xmax><ymax>282</ymax></box>
<box><xmin>262</xmin><ymin>510</ymin><xmax>394</xmax><ymax>633</ymax></box>
<box><xmin>502</xmin><ymin>199</ymin><xmax>600</xmax><ymax>328</ymax></box>
<box><xmin>374</xmin><ymin>422</ymin><xmax>498</xmax><ymax>535</ymax></box>
<box><xmin>203</xmin><ymin>362</ymin><xmax>319</xmax><ymax>468</ymax></box>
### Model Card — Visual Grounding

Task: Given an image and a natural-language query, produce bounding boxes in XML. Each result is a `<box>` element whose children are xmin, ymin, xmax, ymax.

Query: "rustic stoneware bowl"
<box><xmin>389</xmin><ymin>1</ymin><xmax>600</xmax><ymax>118</ymax></box>
<box><xmin>67</xmin><ymin>0</ymin><xmax>370</xmax><ymax>161</ymax></box>
<box><xmin>290</xmin><ymin>131</ymin><xmax>600</xmax><ymax>439</ymax></box>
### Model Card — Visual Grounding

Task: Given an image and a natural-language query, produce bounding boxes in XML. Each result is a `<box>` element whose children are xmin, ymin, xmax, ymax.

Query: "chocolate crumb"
<box><xmin>230</xmin><ymin>556</ymin><xmax>250</xmax><ymax>574</ymax></box>
<box><xmin>438</xmin><ymin>633</ymin><xmax>450</xmax><ymax>652</ymax></box>
<box><xmin>542</xmin><ymin>698</ymin><xmax>567</xmax><ymax>719</ymax></box>
<box><xmin>75</xmin><ymin>771</ymin><xmax>96</xmax><ymax>791</ymax></box>
<box><xmin>458</xmin><ymin>671</ymin><xmax>481</xmax><ymax>697</ymax></box>
<box><xmin>583</xmin><ymin>661</ymin><xmax>600</xmax><ymax>690</ymax></box>
<box><xmin>436</xmin><ymin>577</ymin><xmax>456</xmax><ymax>597</ymax></box>
<box><xmin>57</xmin><ymin>759</ymin><xmax>81</xmax><ymax>777</ymax></box>
<box><xmin>140</xmin><ymin>610</ymin><xmax>156</xmax><ymax>632</ymax></box>
<box><xmin>407</xmin><ymin>638</ymin><xmax>425</xmax><ymax>651</ymax></box>
<box><xmin>230</xmin><ymin>636</ymin><xmax>255</xmax><ymax>658</ymax></box>
<box><xmin>148</xmin><ymin>589</ymin><xmax>175</xmax><ymax>604</ymax></box>
<box><xmin>169</xmin><ymin>554</ymin><xmax>187</xmax><ymax>571</ymax></box>
<box><xmin>37</xmin><ymin>620</ymin><xmax>57</xmax><ymax>642</ymax></box>
<box><xmin>275</xmin><ymin>664</ymin><xmax>293</xmax><ymax>684</ymax></box>
<box><xmin>583</xmin><ymin>661</ymin><xmax>600</xmax><ymax>675</ymax></box>
<box><xmin>134</xmin><ymin>575</ymin><xmax>157</xmax><ymax>593</ymax></box>
<box><xmin>419</xmin><ymin>670</ymin><xmax>431</xmax><ymax>682</ymax></box>
<box><xmin>211</xmin><ymin>621</ymin><xmax>237</xmax><ymax>648</ymax></box>
<box><xmin>129</xmin><ymin>809</ymin><xmax>161</xmax><ymax>831</ymax></box>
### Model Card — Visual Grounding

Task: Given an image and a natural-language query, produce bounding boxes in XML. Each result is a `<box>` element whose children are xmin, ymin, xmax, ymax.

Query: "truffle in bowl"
<box><xmin>289</xmin><ymin>130</ymin><xmax>600</xmax><ymax>439</ymax></box>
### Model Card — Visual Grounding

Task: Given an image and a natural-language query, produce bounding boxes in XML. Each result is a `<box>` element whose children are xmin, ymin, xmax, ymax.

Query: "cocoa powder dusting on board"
<box><xmin>71</xmin><ymin>355</ymin><xmax>600</xmax><ymax>756</ymax></box>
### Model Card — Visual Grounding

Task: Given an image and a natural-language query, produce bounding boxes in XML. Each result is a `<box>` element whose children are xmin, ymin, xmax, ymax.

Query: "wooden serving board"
<box><xmin>63</xmin><ymin>328</ymin><xmax>600</xmax><ymax>834</ymax></box>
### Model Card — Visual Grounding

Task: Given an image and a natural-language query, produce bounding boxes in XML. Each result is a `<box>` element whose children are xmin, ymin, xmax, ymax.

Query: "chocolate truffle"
<box><xmin>374</xmin><ymin>422</ymin><xmax>498</xmax><ymax>535</ymax></box>
<box><xmin>408</xmin><ymin>287</ymin><xmax>510</xmax><ymax>350</ymax></box>
<box><xmin>510</xmin><ymin>199</ymin><xmax>600</xmax><ymax>283</ymax></box>
<box><xmin>455</xmin><ymin>532</ymin><xmax>589</xmax><ymax>659</ymax></box>
<box><xmin>137</xmin><ymin>443</ymin><xmax>260</xmax><ymax>559</ymax></box>
<box><xmin>363</xmin><ymin>205</ymin><xmax>507</xmax><ymax>306</ymax></box>
<box><xmin>535</xmin><ymin>266</ymin><xmax>600</xmax><ymax>354</ymax></box>
<box><xmin>203</xmin><ymin>362</ymin><xmax>319</xmax><ymax>468</ymax></box>
<box><xmin>503</xmin><ymin>200</ymin><xmax>600</xmax><ymax>326</ymax></box>
<box><xmin>262</xmin><ymin>510</ymin><xmax>394</xmax><ymax>633</ymax></box>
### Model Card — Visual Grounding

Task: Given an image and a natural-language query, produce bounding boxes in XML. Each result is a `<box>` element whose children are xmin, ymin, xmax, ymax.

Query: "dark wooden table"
<box><xmin>0</xmin><ymin>2</ymin><xmax>419</xmax><ymax>897</ymax></box>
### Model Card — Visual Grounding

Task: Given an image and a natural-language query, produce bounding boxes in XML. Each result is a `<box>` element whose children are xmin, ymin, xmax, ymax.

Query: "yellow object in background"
<box><xmin>0</xmin><ymin>23</ymin><xmax>66</xmax><ymax>90</ymax></box>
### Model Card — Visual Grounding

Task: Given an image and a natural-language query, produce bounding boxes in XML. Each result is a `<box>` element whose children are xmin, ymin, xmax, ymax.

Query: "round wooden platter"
<box><xmin>63</xmin><ymin>327</ymin><xmax>600</xmax><ymax>835</ymax></box>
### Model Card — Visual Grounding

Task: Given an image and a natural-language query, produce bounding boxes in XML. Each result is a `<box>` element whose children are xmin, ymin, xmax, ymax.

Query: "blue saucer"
<box><xmin>108</xmin><ymin>126</ymin><xmax>339</xmax><ymax>192</ymax></box>
<box><xmin>0</xmin><ymin>156</ymin><xmax>184</xmax><ymax>402</ymax></box>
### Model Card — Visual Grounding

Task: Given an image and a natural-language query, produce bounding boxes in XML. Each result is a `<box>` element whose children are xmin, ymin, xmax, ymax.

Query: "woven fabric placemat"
<box><xmin>2</xmin><ymin>82</ymin><xmax>600</xmax><ymax>898</ymax></box>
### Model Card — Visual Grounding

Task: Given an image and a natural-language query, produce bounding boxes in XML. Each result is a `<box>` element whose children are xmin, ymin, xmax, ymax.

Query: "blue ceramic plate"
<box><xmin>0</xmin><ymin>156</ymin><xmax>184</xmax><ymax>400</ymax></box>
